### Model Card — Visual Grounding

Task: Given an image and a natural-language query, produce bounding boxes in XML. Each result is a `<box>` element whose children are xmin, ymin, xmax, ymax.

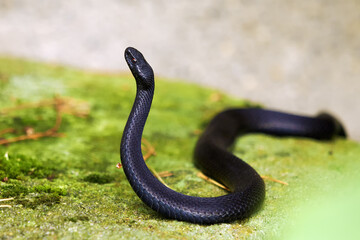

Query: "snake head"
<box><xmin>125</xmin><ymin>47</ymin><xmax>154</xmax><ymax>89</ymax></box>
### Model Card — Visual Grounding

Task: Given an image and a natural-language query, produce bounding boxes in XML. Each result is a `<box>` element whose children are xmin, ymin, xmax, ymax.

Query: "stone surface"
<box><xmin>0</xmin><ymin>0</ymin><xmax>359</xmax><ymax>140</ymax></box>
<box><xmin>0</xmin><ymin>58</ymin><xmax>359</xmax><ymax>239</ymax></box>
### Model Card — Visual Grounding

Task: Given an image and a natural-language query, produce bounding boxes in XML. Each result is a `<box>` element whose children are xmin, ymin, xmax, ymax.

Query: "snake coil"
<box><xmin>120</xmin><ymin>47</ymin><xmax>346</xmax><ymax>224</ymax></box>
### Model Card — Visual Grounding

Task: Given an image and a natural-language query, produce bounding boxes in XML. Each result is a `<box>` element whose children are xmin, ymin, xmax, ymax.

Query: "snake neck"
<box><xmin>121</xmin><ymin>87</ymin><xmax>153</xmax><ymax>158</ymax></box>
<box><xmin>120</xmin><ymin>85</ymin><xmax>158</xmax><ymax>191</ymax></box>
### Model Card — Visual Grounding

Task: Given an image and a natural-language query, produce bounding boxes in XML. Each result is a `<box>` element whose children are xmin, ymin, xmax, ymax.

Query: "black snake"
<box><xmin>120</xmin><ymin>47</ymin><xmax>346</xmax><ymax>224</ymax></box>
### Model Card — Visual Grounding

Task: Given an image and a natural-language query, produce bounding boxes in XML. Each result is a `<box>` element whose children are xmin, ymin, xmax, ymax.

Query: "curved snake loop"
<box><xmin>120</xmin><ymin>47</ymin><xmax>346</xmax><ymax>224</ymax></box>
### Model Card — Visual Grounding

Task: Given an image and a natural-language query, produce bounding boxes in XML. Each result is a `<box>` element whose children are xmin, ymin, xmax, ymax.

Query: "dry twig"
<box><xmin>0</xmin><ymin>128</ymin><xmax>16</xmax><ymax>136</ymax></box>
<box><xmin>197</xmin><ymin>172</ymin><xmax>288</xmax><ymax>192</ymax></box>
<box><xmin>197</xmin><ymin>172</ymin><xmax>230</xmax><ymax>191</ymax></box>
<box><xmin>0</xmin><ymin>96</ymin><xmax>89</xmax><ymax>145</ymax></box>
<box><xmin>157</xmin><ymin>171</ymin><xmax>173</xmax><ymax>178</ymax></box>
<box><xmin>0</xmin><ymin>197</ymin><xmax>14</xmax><ymax>208</ymax></box>
<box><xmin>141</xmin><ymin>138</ymin><xmax>157</xmax><ymax>160</ymax></box>
<box><xmin>116</xmin><ymin>137</ymin><xmax>156</xmax><ymax>169</ymax></box>
<box><xmin>148</xmin><ymin>166</ymin><xmax>170</xmax><ymax>188</ymax></box>
<box><xmin>261</xmin><ymin>175</ymin><xmax>288</xmax><ymax>185</ymax></box>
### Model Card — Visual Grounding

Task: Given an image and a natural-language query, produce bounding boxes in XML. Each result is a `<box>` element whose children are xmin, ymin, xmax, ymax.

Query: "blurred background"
<box><xmin>0</xmin><ymin>0</ymin><xmax>359</xmax><ymax>140</ymax></box>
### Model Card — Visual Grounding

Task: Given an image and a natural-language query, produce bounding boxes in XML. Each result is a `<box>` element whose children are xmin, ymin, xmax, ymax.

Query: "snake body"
<box><xmin>120</xmin><ymin>47</ymin><xmax>346</xmax><ymax>224</ymax></box>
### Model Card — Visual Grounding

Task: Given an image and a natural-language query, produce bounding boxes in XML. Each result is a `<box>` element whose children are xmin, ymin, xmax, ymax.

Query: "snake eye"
<box><xmin>132</xmin><ymin>58</ymin><xmax>137</xmax><ymax>63</ymax></box>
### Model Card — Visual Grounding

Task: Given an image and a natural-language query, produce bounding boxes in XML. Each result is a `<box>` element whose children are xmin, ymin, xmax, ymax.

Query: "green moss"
<box><xmin>32</xmin><ymin>184</ymin><xmax>67</xmax><ymax>196</ymax></box>
<box><xmin>16</xmin><ymin>193</ymin><xmax>62</xmax><ymax>209</ymax></box>
<box><xmin>0</xmin><ymin>57</ymin><xmax>359</xmax><ymax>239</ymax></box>
<box><xmin>0</xmin><ymin>153</ymin><xmax>59</xmax><ymax>180</ymax></box>
<box><xmin>65</xmin><ymin>215</ymin><xmax>90</xmax><ymax>223</ymax></box>
<box><xmin>0</xmin><ymin>181</ymin><xmax>29</xmax><ymax>198</ymax></box>
<box><xmin>83</xmin><ymin>172</ymin><xmax>115</xmax><ymax>184</ymax></box>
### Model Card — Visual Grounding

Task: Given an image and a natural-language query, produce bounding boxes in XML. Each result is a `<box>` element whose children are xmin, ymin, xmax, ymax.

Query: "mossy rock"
<box><xmin>0</xmin><ymin>57</ymin><xmax>359</xmax><ymax>239</ymax></box>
